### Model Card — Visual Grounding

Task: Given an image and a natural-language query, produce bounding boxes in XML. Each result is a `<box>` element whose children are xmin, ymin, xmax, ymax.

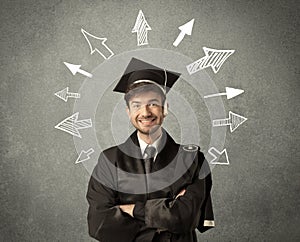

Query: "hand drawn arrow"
<box><xmin>75</xmin><ymin>148</ymin><xmax>95</xmax><ymax>164</ymax></box>
<box><xmin>132</xmin><ymin>10</ymin><xmax>152</xmax><ymax>46</ymax></box>
<box><xmin>173</xmin><ymin>19</ymin><xmax>194</xmax><ymax>47</ymax></box>
<box><xmin>64</xmin><ymin>62</ymin><xmax>93</xmax><ymax>78</ymax></box>
<box><xmin>81</xmin><ymin>28</ymin><xmax>114</xmax><ymax>60</ymax></box>
<box><xmin>55</xmin><ymin>112</ymin><xmax>92</xmax><ymax>138</ymax></box>
<box><xmin>54</xmin><ymin>87</ymin><xmax>80</xmax><ymax>102</ymax></box>
<box><xmin>208</xmin><ymin>147</ymin><xmax>230</xmax><ymax>165</ymax></box>
<box><xmin>213</xmin><ymin>111</ymin><xmax>247</xmax><ymax>133</ymax></box>
<box><xmin>204</xmin><ymin>87</ymin><xmax>244</xmax><ymax>100</ymax></box>
<box><xmin>187</xmin><ymin>47</ymin><xmax>235</xmax><ymax>74</ymax></box>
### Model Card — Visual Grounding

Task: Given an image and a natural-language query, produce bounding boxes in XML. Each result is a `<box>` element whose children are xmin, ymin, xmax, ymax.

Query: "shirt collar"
<box><xmin>137</xmin><ymin>132</ymin><xmax>163</xmax><ymax>159</ymax></box>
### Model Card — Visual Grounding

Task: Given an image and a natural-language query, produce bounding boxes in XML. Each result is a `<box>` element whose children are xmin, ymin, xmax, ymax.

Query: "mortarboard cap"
<box><xmin>113</xmin><ymin>58</ymin><xmax>181</xmax><ymax>94</ymax></box>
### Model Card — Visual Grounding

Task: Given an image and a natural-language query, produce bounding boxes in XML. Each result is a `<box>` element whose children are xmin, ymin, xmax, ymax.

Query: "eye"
<box><xmin>148</xmin><ymin>102</ymin><xmax>159</xmax><ymax>107</ymax></box>
<box><xmin>131</xmin><ymin>103</ymin><xmax>141</xmax><ymax>109</ymax></box>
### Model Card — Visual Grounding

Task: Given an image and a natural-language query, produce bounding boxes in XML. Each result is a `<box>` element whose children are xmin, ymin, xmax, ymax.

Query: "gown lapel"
<box><xmin>118</xmin><ymin>130</ymin><xmax>145</xmax><ymax>174</ymax></box>
<box><xmin>152</xmin><ymin>129</ymin><xmax>180</xmax><ymax>172</ymax></box>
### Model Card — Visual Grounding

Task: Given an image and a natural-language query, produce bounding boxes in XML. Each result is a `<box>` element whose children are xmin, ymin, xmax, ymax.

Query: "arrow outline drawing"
<box><xmin>54</xmin><ymin>87</ymin><xmax>81</xmax><ymax>102</ymax></box>
<box><xmin>55</xmin><ymin>112</ymin><xmax>92</xmax><ymax>138</ymax></box>
<box><xmin>81</xmin><ymin>28</ymin><xmax>114</xmax><ymax>60</ymax></box>
<box><xmin>186</xmin><ymin>47</ymin><xmax>235</xmax><ymax>74</ymax></box>
<box><xmin>213</xmin><ymin>111</ymin><xmax>247</xmax><ymax>133</ymax></box>
<box><xmin>208</xmin><ymin>147</ymin><xmax>230</xmax><ymax>165</ymax></box>
<box><xmin>132</xmin><ymin>10</ymin><xmax>152</xmax><ymax>46</ymax></box>
<box><xmin>75</xmin><ymin>148</ymin><xmax>95</xmax><ymax>164</ymax></box>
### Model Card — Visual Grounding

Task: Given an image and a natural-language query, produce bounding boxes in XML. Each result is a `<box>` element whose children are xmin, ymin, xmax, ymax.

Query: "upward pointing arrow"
<box><xmin>173</xmin><ymin>19</ymin><xmax>195</xmax><ymax>47</ymax></box>
<box><xmin>81</xmin><ymin>28</ymin><xmax>114</xmax><ymax>60</ymax></box>
<box><xmin>64</xmin><ymin>62</ymin><xmax>93</xmax><ymax>78</ymax></box>
<box><xmin>132</xmin><ymin>10</ymin><xmax>152</xmax><ymax>46</ymax></box>
<box><xmin>204</xmin><ymin>87</ymin><xmax>244</xmax><ymax>100</ymax></box>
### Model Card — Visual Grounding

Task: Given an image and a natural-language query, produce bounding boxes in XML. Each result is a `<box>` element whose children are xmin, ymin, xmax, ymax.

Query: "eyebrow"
<box><xmin>130</xmin><ymin>101</ymin><xmax>141</xmax><ymax>104</ymax></box>
<box><xmin>148</xmin><ymin>99</ymin><xmax>160</xmax><ymax>102</ymax></box>
<box><xmin>130</xmin><ymin>99</ymin><xmax>160</xmax><ymax>104</ymax></box>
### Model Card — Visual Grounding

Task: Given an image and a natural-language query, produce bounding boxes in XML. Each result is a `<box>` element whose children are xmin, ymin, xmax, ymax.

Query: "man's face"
<box><xmin>126</xmin><ymin>91</ymin><xmax>165</xmax><ymax>135</ymax></box>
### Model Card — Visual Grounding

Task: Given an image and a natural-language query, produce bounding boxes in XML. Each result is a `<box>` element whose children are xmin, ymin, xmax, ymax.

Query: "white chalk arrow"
<box><xmin>208</xmin><ymin>147</ymin><xmax>230</xmax><ymax>165</ymax></box>
<box><xmin>54</xmin><ymin>87</ymin><xmax>81</xmax><ymax>102</ymax></box>
<box><xmin>81</xmin><ymin>28</ymin><xmax>114</xmax><ymax>60</ymax></box>
<box><xmin>132</xmin><ymin>10</ymin><xmax>152</xmax><ymax>46</ymax></box>
<box><xmin>213</xmin><ymin>111</ymin><xmax>247</xmax><ymax>133</ymax></box>
<box><xmin>75</xmin><ymin>148</ymin><xmax>94</xmax><ymax>164</ymax></box>
<box><xmin>173</xmin><ymin>18</ymin><xmax>194</xmax><ymax>47</ymax></box>
<box><xmin>204</xmin><ymin>87</ymin><xmax>244</xmax><ymax>100</ymax></box>
<box><xmin>55</xmin><ymin>112</ymin><xmax>92</xmax><ymax>138</ymax></box>
<box><xmin>187</xmin><ymin>47</ymin><xmax>235</xmax><ymax>74</ymax></box>
<box><xmin>64</xmin><ymin>62</ymin><xmax>93</xmax><ymax>78</ymax></box>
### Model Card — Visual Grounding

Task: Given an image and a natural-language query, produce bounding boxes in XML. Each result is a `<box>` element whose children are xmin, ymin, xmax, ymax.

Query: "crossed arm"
<box><xmin>119</xmin><ymin>188</ymin><xmax>186</xmax><ymax>217</ymax></box>
<box><xmin>120</xmin><ymin>177</ymin><xmax>209</xmax><ymax>234</ymax></box>
<box><xmin>87</xmin><ymin>175</ymin><xmax>211</xmax><ymax>242</ymax></box>
<box><xmin>87</xmin><ymin>152</ymin><xmax>212</xmax><ymax>241</ymax></box>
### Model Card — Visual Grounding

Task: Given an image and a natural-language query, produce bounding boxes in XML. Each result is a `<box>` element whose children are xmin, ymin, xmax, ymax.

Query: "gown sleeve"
<box><xmin>86</xmin><ymin>152</ymin><xmax>141</xmax><ymax>242</ymax></box>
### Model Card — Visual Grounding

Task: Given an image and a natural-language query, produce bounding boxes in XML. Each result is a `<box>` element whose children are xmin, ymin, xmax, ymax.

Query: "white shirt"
<box><xmin>137</xmin><ymin>133</ymin><xmax>163</xmax><ymax>161</ymax></box>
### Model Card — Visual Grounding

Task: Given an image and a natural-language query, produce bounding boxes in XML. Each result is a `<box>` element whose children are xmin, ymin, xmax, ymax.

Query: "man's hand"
<box><xmin>175</xmin><ymin>189</ymin><xmax>186</xmax><ymax>199</ymax></box>
<box><xmin>119</xmin><ymin>204</ymin><xmax>135</xmax><ymax>217</ymax></box>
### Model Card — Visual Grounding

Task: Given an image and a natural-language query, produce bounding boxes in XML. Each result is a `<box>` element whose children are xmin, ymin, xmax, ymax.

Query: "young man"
<box><xmin>87</xmin><ymin>58</ymin><xmax>214</xmax><ymax>242</ymax></box>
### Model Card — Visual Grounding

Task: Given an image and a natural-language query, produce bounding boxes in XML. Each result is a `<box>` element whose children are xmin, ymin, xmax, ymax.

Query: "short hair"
<box><xmin>124</xmin><ymin>82</ymin><xmax>166</xmax><ymax>107</ymax></box>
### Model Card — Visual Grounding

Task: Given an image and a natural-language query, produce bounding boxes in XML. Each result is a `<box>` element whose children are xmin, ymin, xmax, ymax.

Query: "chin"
<box><xmin>138</xmin><ymin>125</ymin><xmax>161</xmax><ymax>135</ymax></box>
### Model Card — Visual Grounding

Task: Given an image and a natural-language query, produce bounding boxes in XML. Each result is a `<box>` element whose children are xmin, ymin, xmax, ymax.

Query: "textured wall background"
<box><xmin>0</xmin><ymin>0</ymin><xmax>299</xmax><ymax>241</ymax></box>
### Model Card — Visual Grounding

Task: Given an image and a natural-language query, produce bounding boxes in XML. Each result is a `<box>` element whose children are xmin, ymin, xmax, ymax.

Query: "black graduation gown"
<box><xmin>87</xmin><ymin>129</ymin><xmax>214</xmax><ymax>242</ymax></box>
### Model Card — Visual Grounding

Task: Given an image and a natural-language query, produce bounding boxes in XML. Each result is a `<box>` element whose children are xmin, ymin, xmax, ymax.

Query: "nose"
<box><xmin>140</xmin><ymin>104</ymin><xmax>151</xmax><ymax>116</ymax></box>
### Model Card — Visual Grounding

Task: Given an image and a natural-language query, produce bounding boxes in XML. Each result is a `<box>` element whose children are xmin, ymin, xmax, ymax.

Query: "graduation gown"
<box><xmin>87</xmin><ymin>129</ymin><xmax>214</xmax><ymax>242</ymax></box>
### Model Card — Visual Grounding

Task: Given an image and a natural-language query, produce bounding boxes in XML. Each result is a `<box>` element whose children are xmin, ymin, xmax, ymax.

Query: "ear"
<box><xmin>126</xmin><ymin>106</ymin><xmax>130</xmax><ymax>117</ymax></box>
<box><xmin>163</xmin><ymin>101</ymin><xmax>169</xmax><ymax>117</ymax></box>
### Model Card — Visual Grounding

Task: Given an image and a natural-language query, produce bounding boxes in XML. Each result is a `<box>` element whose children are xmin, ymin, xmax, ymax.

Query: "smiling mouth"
<box><xmin>138</xmin><ymin>118</ymin><xmax>156</xmax><ymax>125</ymax></box>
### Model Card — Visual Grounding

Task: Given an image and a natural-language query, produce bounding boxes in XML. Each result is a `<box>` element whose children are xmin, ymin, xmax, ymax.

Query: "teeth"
<box><xmin>140</xmin><ymin>119</ymin><xmax>154</xmax><ymax>123</ymax></box>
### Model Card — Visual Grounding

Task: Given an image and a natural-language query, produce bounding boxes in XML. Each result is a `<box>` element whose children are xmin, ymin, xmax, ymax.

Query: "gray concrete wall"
<box><xmin>0</xmin><ymin>0</ymin><xmax>299</xmax><ymax>241</ymax></box>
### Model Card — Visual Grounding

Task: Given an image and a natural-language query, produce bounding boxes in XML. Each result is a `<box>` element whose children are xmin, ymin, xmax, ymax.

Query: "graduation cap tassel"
<box><xmin>163</xmin><ymin>69</ymin><xmax>168</xmax><ymax>116</ymax></box>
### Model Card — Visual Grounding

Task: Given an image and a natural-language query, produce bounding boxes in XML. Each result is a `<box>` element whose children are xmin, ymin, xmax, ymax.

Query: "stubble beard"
<box><xmin>138</xmin><ymin>124</ymin><xmax>161</xmax><ymax>135</ymax></box>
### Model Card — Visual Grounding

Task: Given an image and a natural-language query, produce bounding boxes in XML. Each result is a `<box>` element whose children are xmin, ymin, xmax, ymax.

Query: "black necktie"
<box><xmin>144</xmin><ymin>146</ymin><xmax>156</xmax><ymax>174</ymax></box>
